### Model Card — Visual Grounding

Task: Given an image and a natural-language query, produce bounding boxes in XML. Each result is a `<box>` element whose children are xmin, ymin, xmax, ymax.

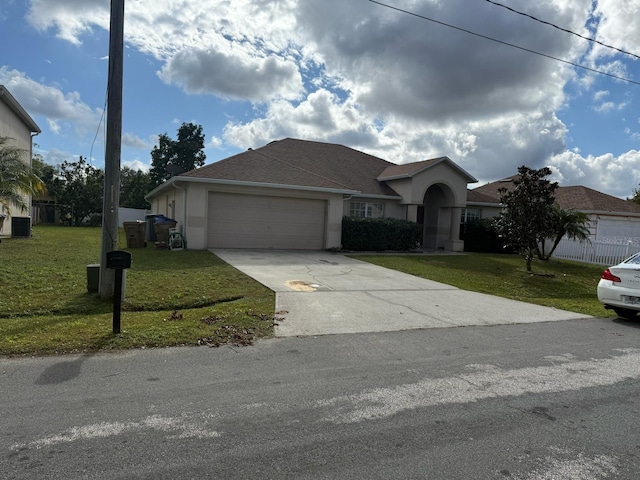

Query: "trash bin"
<box><xmin>154</xmin><ymin>216</ymin><xmax>177</xmax><ymax>243</ymax></box>
<box><xmin>123</xmin><ymin>220</ymin><xmax>147</xmax><ymax>248</ymax></box>
<box><xmin>145</xmin><ymin>214</ymin><xmax>157</xmax><ymax>242</ymax></box>
<box><xmin>87</xmin><ymin>264</ymin><xmax>100</xmax><ymax>292</ymax></box>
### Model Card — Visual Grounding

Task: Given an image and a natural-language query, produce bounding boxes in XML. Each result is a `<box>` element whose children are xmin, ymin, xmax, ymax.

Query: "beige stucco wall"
<box><xmin>385</xmin><ymin>161</ymin><xmax>469</xmax><ymax>207</ymax></box>
<box><xmin>0</xmin><ymin>99</ymin><xmax>34</xmax><ymax>236</ymax></box>
<box><xmin>158</xmin><ymin>181</ymin><xmax>344</xmax><ymax>250</ymax></box>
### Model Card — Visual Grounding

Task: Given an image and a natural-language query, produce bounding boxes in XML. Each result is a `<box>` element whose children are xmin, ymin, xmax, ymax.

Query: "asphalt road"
<box><xmin>2</xmin><ymin>317</ymin><xmax>640</xmax><ymax>479</ymax></box>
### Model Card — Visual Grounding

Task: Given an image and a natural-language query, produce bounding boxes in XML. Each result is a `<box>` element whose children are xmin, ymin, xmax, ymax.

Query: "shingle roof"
<box><xmin>181</xmin><ymin>138</ymin><xmax>401</xmax><ymax>196</ymax></box>
<box><xmin>556</xmin><ymin>186</ymin><xmax>640</xmax><ymax>213</ymax></box>
<box><xmin>378</xmin><ymin>158</ymin><xmax>442</xmax><ymax>179</ymax></box>
<box><xmin>469</xmin><ymin>176</ymin><xmax>640</xmax><ymax>214</ymax></box>
<box><xmin>466</xmin><ymin>188</ymin><xmax>500</xmax><ymax>204</ymax></box>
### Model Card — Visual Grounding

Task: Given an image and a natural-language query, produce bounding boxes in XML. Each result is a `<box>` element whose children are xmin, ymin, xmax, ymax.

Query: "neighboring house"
<box><xmin>146</xmin><ymin>138</ymin><xmax>477</xmax><ymax>251</ymax></box>
<box><xmin>0</xmin><ymin>85</ymin><xmax>41</xmax><ymax>236</ymax></box>
<box><xmin>467</xmin><ymin>175</ymin><xmax>640</xmax><ymax>259</ymax></box>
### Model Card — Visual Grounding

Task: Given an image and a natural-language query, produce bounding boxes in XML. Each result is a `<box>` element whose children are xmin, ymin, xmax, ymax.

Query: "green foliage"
<box><xmin>120</xmin><ymin>166</ymin><xmax>151</xmax><ymax>209</ymax></box>
<box><xmin>0</xmin><ymin>136</ymin><xmax>45</xmax><ymax>216</ymax></box>
<box><xmin>342</xmin><ymin>216</ymin><xmax>422</xmax><ymax>251</ymax></box>
<box><xmin>495</xmin><ymin>165</ymin><xmax>558</xmax><ymax>271</ymax></box>
<box><xmin>55</xmin><ymin>156</ymin><xmax>104</xmax><ymax>226</ymax></box>
<box><xmin>539</xmin><ymin>204</ymin><xmax>590</xmax><ymax>260</ymax></box>
<box><xmin>0</xmin><ymin>226</ymin><xmax>274</xmax><ymax>355</ymax></box>
<box><xmin>461</xmin><ymin>218</ymin><xmax>508</xmax><ymax>253</ymax></box>
<box><xmin>149</xmin><ymin>122</ymin><xmax>206</xmax><ymax>188</ymax></box>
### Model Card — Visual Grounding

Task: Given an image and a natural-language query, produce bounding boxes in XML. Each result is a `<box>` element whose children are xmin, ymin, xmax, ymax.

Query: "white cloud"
<box><xmin>25</xmin><ymin>0</ymin><xmax>109</xmax><ymax>45</ymax></box>
<box><xmin>158</xmin><ymin>48</ymin><xmax>303</xmax><ymax>101</ymax></box>
<box><xmin>122</xmin><ymin>159</ymin><xmax>150</xmax><ymax>172</ymax></box>
<box><xmin>18</xmin><ymin>0</ymin><xmax>640</xmax><ymax>199</ymax></box>
<box><xmin>594</xmin><ymin>90</ymin><xmax>609</xmax><ymax>101</ymax></box>
<box><xmin>122</xmin><ymin>133</ymin><xmax>151</xmax><ymax>149</ymax></box>
<box><xmin>0</xmin><ymin>67</ymin><xmax>102</xmax><ymax>137</ymax></box>
<box><xmin>43</xmin><ymin>147</ymin><xmax>74</xmax><ymax>165</ymax></box>
<box><xmin>549</xmin><ymin>149</ymin><xmax>640</xmax><ymax>198</ymax></box>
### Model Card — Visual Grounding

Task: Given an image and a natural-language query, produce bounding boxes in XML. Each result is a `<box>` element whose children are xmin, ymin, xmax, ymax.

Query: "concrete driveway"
<box><xmin>211</xmin><ymin>249</ymin><xmax>592</xmax><ymax>337</ymax></box>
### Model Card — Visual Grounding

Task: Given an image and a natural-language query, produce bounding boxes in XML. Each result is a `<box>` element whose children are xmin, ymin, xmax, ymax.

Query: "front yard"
<box><xmin>0</xmin><ymin>226</ymin><xmax>275</xmax><ymax>356</ymax></box>
<box><xmin>0</xmin><ymin>226</ymin><xmax>613</xmax><ymax>356</ymax></box>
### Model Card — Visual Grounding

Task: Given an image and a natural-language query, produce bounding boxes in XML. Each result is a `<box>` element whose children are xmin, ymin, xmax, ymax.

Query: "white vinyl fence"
<box><xmin>551</xmin><ymin>238</ymin><xmax>640</xmax><ymax>266</ymax></box>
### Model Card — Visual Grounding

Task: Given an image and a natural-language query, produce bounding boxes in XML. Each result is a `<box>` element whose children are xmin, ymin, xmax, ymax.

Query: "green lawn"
<box><xmin>0</xmin><ymin>226</ymin><xmax>275</xmax><ymax>356</ymax></box>
<box><xmin>0</xmin><ymin>227</ymin><xmax>612</xmax><ymax>356</ymax></box>
<box><xmin>352</xmin><ymin>253</ymin><xmax>613</xmax><ymax>318</ymax></box>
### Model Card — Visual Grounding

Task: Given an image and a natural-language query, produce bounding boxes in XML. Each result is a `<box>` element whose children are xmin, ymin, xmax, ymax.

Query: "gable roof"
<box><xmin>470</xmin><ymin>176</ymin><xmax>640</xmax><ymax>214</ymax></box>
<box><xmin>0</xmin><ymin>85</ymin><xmax>41</xmax><ymax>134</ymax></box>
<box><xmin>148</xmin><ymin>138</ymin><xmax>479</xmax><ymax>200</ymax></box>
<box><xmin>178</xmin><ymin>138</ymin><xmax>401</xmax><ymax>197</ymax></box>
<box><xmin>378</xmin><ymin>156</ymin><xmax>477</xmax><ymax>183</ymax></box>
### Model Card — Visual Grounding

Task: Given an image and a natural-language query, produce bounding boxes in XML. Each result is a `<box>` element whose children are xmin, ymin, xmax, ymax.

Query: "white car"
<box><xmin>597</xmin><ymin>253</ymin><xmax>640</xmax><ymax>319</ymax></box>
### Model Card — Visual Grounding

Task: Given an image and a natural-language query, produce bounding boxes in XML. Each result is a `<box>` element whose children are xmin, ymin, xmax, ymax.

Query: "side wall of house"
<box><xmin>0</xmin><ymin>100</ymin><xmax>33</xmax><ymax>236</ymax></box>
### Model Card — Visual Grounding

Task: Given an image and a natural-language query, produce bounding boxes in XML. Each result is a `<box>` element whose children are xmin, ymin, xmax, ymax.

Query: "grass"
<box><xmin>0</xmin><ymin>227</ymin><xmax>613</xmax><ymax>356</ymax></box>
<box><xmin>0</xmin><ymin>226</ymin><xmax>275</xmax><ymax>356</ymax></box>
<box><xmin>351</xmin><ymin>252</ymin><xmax>613</xmax><ymax>318</ymax></box>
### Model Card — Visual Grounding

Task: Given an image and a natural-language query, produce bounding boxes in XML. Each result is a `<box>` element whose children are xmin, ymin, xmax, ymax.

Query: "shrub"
<box><xmin>461</xmin><ymin>217</ymin><xmax>510</xmax><ymax>253</ymax></box>
<box><xmin>342</xmin><ymin>216</ymin><xmax>422</xmax><ymax>251</ymax></box>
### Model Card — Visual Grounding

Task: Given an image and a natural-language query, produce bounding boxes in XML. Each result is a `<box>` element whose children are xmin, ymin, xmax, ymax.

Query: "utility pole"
<box><xmin>99</xmin><ymin>0</ymin><xmax>125</xmax><ymax>300</ymax></box>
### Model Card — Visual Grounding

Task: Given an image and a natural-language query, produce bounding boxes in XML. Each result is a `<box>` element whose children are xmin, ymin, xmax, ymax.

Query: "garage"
<box><xmin>207</xmin><ymin>192</ymin><xmax>327</xmax><ymax>249</ymax></box>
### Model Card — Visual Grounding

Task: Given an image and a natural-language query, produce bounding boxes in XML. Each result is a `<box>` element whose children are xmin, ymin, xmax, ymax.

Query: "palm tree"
<box><xmin>538</xmin><ymin>204</ymin><xmax>590</xmax><ymax>260</ymax></box>
<box><xmin>0</xmin><ymin>136</ymin><xmax>45</xmax><ymax>217</ymax></box>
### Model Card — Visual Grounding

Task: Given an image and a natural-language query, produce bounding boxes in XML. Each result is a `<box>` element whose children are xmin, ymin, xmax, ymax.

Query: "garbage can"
<box><xmin>145</xmin><ymin>214</ymin><xmax>157</xmax><ymax>242</ymax></box>
<box><xmin>87</xmin><ymin>264</ymin><xmax>100</xmax><ymax>292</ymax></box>
<box><xmin>154</xmin><ymin>216</ymin><xmax>177</xmax><ymax>243</ymax></box>
<box><xmin>123</xmin><ymin>221</ymin><xmax>147</xmax><ymax>248</ymax></box>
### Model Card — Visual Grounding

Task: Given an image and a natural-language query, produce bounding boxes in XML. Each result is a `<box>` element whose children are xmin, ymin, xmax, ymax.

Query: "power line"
<box><xmin>367</xmin><ymin>0</ymin><xmax>640</xmax><ymax>86</ymax></box>
<box><xmin>485</xmin><ymin>0</ymin><xmax>640</xmax><ymax>60</ymax></box>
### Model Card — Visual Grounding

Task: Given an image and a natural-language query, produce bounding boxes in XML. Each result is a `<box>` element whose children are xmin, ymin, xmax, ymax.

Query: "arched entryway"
<box><xmin>418</xmin><ymin>183</ymin><xmax>462</xmax><ymax>251</ymax></box>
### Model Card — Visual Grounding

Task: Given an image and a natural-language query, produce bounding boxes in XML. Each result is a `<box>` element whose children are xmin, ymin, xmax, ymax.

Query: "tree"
<box><xmin>149</xmin><ymin>122</ymin><xmax>205</xmax><ymax>188</ymax></box>
<box><xmin>0</xmin><ymin>136</ymin><xmax>45</xmax><ymax>216</ymax></box>
<box><xmin>56</xmin><ymin>157</ymin><xmax>104</xmax><ymax>226</ymax></box>
<box><xmin>539</xmin><ymin>205</ymin><xmax>590</xmax><ymax>260</ymax></box>
<box><xmin>120</xmin><ymin>167</ymin><xmax>151</xmax><ymax>209</ymax></box>
<box><xmin>495</xmin><ymin>165</ymin><xmax>558</xmax><ymax>271</ymax></box>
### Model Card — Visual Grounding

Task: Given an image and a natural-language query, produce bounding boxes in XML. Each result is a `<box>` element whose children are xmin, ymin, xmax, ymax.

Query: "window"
<box><xmin>461</xmin><ymin>208</ymin><xmax>481</xmax><ymax>224</ymax></box>
<box><xmin>349</xmin><ymin>201</ymin><xmax>384</xmax><ymax>218</ymax></box>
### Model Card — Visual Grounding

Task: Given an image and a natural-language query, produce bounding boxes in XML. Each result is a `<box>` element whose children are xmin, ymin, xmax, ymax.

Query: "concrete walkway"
<box><xmin>211</xmin><ymin>250</ymin><xmax>592</xmax><ymax>337</ymax></box>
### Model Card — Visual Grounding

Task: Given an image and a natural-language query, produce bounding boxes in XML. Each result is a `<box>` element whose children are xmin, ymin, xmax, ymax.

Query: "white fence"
<box><xmin>551</xmin><ymin>238</ymin><xmax>640</xmax><ymax>266</ymax></box>
<box><xmin>118</xmin><ymin>207</ymin><xmax>150</xmax><ymax>226</ymax></box>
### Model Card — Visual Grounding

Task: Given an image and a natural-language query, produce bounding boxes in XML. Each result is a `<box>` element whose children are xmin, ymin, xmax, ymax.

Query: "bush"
<box><xmin>461</xmin><ymin>218</ymin><xmax>510</xmax><ymax>253</ymax></box>
<box><xmin>342</xmin><ymin>216</ymin><xmax>422</xmax><ymax>251</ymax></box>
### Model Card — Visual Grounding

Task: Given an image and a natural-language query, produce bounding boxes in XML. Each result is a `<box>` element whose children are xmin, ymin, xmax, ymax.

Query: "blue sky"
<box><xmin>1</xmin><ymin>0</ymin><xmax>640</xmax><ymax>198</ymax></box>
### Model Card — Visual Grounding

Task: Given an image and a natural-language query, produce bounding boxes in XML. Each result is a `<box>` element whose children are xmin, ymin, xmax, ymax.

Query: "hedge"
<box><xmin>341</xmin><ymin>216</ymin><xmax>422</xmax><ymax>251</ymax></box>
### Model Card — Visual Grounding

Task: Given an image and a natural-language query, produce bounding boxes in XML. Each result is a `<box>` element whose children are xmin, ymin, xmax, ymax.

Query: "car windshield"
<box><xmin>624</xmin><ymin>253</ymin><xmax>640</xmax><ymax>264</ymax></box>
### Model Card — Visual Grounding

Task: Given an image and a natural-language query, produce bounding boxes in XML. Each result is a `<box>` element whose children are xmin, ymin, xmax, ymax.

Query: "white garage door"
<box><xmin>207</xmin><ymin>192</ymin><xmax>326</xmax><ymax>249</ymax></box>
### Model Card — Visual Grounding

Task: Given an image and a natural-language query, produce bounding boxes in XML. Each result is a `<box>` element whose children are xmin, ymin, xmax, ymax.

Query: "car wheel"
<box><xmin>613</xmin><ymin>307</ymin><xmax>638</xmax><ymax>320</ymax></box>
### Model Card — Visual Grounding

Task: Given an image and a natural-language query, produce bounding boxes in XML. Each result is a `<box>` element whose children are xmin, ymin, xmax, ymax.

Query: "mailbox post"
<box><xmin>106</xmin><ymin>250</ymin><xmax>132</xmax><ymax>334</ymax></box>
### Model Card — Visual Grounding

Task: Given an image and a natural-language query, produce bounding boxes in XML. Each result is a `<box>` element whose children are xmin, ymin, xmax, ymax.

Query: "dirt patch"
<box><xmin>285</xmin><ymin>280</ymin><xmax>317</xmax><ymax>292</ymax></box>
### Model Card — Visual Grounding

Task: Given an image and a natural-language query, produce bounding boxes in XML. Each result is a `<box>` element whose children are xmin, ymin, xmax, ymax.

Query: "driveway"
<box><xmin>211</xmin><ymin>250</ymin><xmax>592</xmax><ymax>337</ymax></box>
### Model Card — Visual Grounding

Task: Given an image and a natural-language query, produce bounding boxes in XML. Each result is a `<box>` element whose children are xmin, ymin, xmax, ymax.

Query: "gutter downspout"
<box><xmin>30</xmin><ymin>131</ymin><xmax>39</xmax><ymax>220</ymax></box>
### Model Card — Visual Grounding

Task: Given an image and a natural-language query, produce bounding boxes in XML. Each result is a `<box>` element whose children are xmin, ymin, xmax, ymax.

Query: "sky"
<box><xmin>1</xmin><ymin>0</ymin><xmax>640</xmax><ymax>198</ymax></box>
